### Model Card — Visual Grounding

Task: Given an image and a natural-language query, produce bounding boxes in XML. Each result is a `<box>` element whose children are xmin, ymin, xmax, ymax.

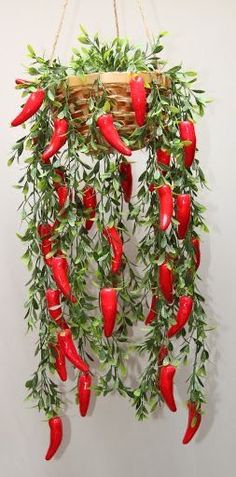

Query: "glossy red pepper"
<box><xmin>83</xmin><ymin>186</ymin><xmax>97</xmax><ymax>230</ymax></box>
<box><xmin>51</xmin><ymin>257</ymin><xmax>77</xmax><ymax>303</ymax></box>
<box><xmin>77</xmin><ymin>373</ymin><xmax>92</xmax><ymax>417</ymax></box>
<box><xmin>130</xmin><ymin>75</ymin><xmax>147</xmax><ymax>126</ymax></box>
<box><xmin>42</xmin><ymin>118</ymin><xmax>69</xmax><ymax>163</ymax></box>
<box><xmin>53</xmin><ymin>168</ymin><xmax>65</xmax><ymax>191</ymax></box>
<box><xmin>159</xmin><ymin>262</ymin><xmax>174</xmax><ymax>303</ymax></box>
<box><xmin>45</xmin><ymin>289</ymin><xmax>68</xmax><ymax>330</ymax></box>
<box><xmin>97</xmin><ymin>114</ymin><xmax>132</xmax><ymax>156</ymax></box>
<box><xmin>45</xmin><ymin>416</ymin><xmax>63</xmax><ymax>461</ymax></box>
<box><xmin>51</xmin><ymin>340</ymin><xmax>67</xmax><ymax>382</ymax></box>
<box><xmin>157</xmin><ymin>185</ymin><xmax>173</xmax><ymax>231</ymax></box>
<box><xmin>119</xmin><ymin>161</ymin><xmax>133</xmax><ymax>203</ymax></box>
<box><xmin>100</xmin><ymin>288</ymin><xmax>118</xmax><ymax>337</ymax></box>
<box><xmin>158</xmin><ymin>346</ymin><xmax>169</xmax><ymax>365</ymax></box>
<box><xmin>56</xmin><ymin>186</ymin><xmax>70</xmax><ymax>210</ymax></box>
<box><xmin>167</xmin><ymin>296</ymin><xmax>193</xmax><ymax>338</ymax></box>
<box><xmin>179</xmin><ymin>121</ymin><xmax>196</xmax><ymax>168</ymax></box>
<box><xmin>103</xmin><ymin>226</ymin><xmax>123</xmax><ymax>274</ymax></box>
<box><xmin>11</xmin><ymin>89</ymin><xmax>45</xmax><ymax>127</ymax></box>
<box><xmin>15</xmin><ymin>78</ymin><xmax>31</xmax><ymax>85</ymax></box>
<box><xmin>41</xmin><ymin>238</ymin><xmax>53</xmax><ymax>267</ymax></box>
<box><xmin>191</xmin><ymin>237</ymin><xmax>201</xmax><ymax>269</ymax></box>
<box><xmin>38</xmin><ymin>223</ymin><xmax>53</xmax><ymax>239</ymax></box>
<box><xmin>182</xmin><ymin>402</ymin><xmax>202</xmax><ymax>444</ymax></box>
<box><xmin>156</xmin><ymin>149</ymin><xmax>171</xmax><ymax>174</ymax></box>
<box><xmin>145</xmin><ymin>295</ymin><xmax>158</xmax><ymax>325</ymax></box>
<box><xmin>159</xmin><ymin>364</ymin><xmax>177</xmax><ymax>412</ymax></box>
<box><xmin>58</xmin><ymin>329</ymin><xmax>89</xmax><ymax>373</ymax></box>
<box><xmin>176</xmin><ymin>194</ymin><xmax>191</xmax><ymax>239</ymax></box>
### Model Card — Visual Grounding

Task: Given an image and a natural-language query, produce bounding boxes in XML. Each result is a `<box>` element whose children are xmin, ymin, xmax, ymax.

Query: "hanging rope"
<box><xmin>136</xmin><ymin>0</ymin><xmax>152</xmax><ymax>44</ymax></box>
<box><xmin>113</xmin><ymin>0</ymin><xmax>120</xmax><ymax>37</ymax></box>
<box><xmin>50</xmin><ymin>0</ymin><xmax>70</xmax><ymax>62</ymax></box>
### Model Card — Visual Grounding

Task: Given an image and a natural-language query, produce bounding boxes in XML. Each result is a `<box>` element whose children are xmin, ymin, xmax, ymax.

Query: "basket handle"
<box><xmin>49</xmin><ymin>0</ymin><xmax>153</xmax><ymax>61</ymax></box>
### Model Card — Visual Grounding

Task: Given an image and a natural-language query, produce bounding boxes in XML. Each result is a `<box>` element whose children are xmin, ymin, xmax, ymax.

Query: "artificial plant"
<box><xmin>9</xmin><ymin>28</ymin><xmax>210</xmax><ymax>459</ymax></box>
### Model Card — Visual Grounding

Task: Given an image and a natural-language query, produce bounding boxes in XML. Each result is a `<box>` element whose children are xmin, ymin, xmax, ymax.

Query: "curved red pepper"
<box><xmin>156</xmin><ymin>149</ymin><xmax>171</xmax><ymax>175</ymax></box>
<box><xmin>51</xmin><ymin>340</ymin><xmax>67</xmax><ymax>382</ymax></box>
<box><xmin>51</xmin><ymin>257</ymin><xmax>77</xmax><ymax>303</ymax></box>
<box><xmin>157</xmin><ymin>185</ymin><xmax>173</xmax><ymax>231</ymax></box>
<box><xmin>103</xmin><ymin>226</ymin><xmax>123</xmax><ymax>274</ymax></box>
<box><xmin>145</xmin><ymin>295</ymin><xmax>158</xmax><ymax>325</ymax></box>
<box><xmin>42</xmin><ymin>118</ymin><xmax>68</xmax><ymax>163</ymax></box>
<box><xmin>176</xmin><ymin>194</ymin><xmax>191</xmax><ymax>239</ymax></box>
<box><xmin>77</xmin><ymin>373</ymin><xmax>92</xmax><ymax>417</ymax></box>
<box><xmin>38</xmin><ymin>223</ymin><xmax>53</xmax><ymax>239</ymax></box>
<box><xmin>15</xmin><ymin>78</ymin><xmax>31</xmax><ymax>85</ymax></box>
<box><xmin>130</xmin><ymin>75</ymin><xmax>147</xmax><ymax>126</ymax></box>
<box><xmin>158</xmin><ymin>346</ymin><xmax>169</xmax><ymax>365</ymax></box>
<box><xmin>119</xmin><ymin>161</ymin><xmax>133</xmax><ymax>203</ymax></box>
<box><xmin>159</xmin><ymin>364</ymin><xmax>177</xmax><ymax>412</ymax></box>
<box><xmin>45</xmin><ymin>416</ymin><xmax>63</xmax><ymax>461</ymax></box>
<box><xmin>45</xmin><ymin>289</ymin><xmax>68</xmax><ymax>330</ymax></box>
<box><xmin>167</xmin><ymin>296</ymin><xmax>193</xmax><ymax>338</ymax></box>
<box><xmin>83</xmin><ymin>186</ymin><xmax>97</xmax><ymax>230</ymax></box>
<box><xmin>53</xmin><ymin>168</ymin><xmax>65</xmax><ymax>191</ymax></box>
<box><xmin>182</xmin><ymin>402</ymin><xmax>202</xmax><ymax>444</ymax></box>
<box><xmin>58</xmin><ymin>329</ymin><xmax>89</xmax><ymax>373</ymax></box>
<box><xmin>56</xmin><ymin>186</ymin><xmax>70</xmax><ymax>210</ymax></box>
<box><xmin>97</xmin><ymin>114</ymin><xmax>132</xmax><ymax>157</ymax></box>
<box><xmin>11</xmin><ymin>89</ymin><xmax>45</xmax><ymax>127</ymax></box>
<box><xmin>159</xmin><ymin>262</ymin><xmax>174</xmax><ymax>303</ymax></box>
<box><xmin>179</xmin><ymin>121</ymin><xmax>196</xmax><ymax>168</ymax></box>
<box><xmin>191</xmin><ymin>237</ymin><xmax>200</xmax><ymax>269</ymax></box>
<box><xmin>100</xmin><ymin>288</ymin><xmax>118</xmax><ymax>337</ymax></box>
<box><xmin>41</xmin><ymin>238</ymin><xmax>53</xmax><ymax>267</ymax></box>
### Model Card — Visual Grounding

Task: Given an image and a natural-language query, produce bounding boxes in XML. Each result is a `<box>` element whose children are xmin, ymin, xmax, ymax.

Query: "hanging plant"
<box><xmin>9</xmin><ymin>25</ymin><xmax>210</xmax><ymax>459</ymax></box>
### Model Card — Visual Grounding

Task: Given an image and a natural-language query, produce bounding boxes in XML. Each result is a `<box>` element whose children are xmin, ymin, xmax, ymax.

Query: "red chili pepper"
<box><xmin>159</xmin><ymin>262</ymin><xmax>174</xmax><ymax>303</ymax></box>
<box><xmin>100</xmin><ymin>288</ymin><xmax>118</xmax><ymax>337</ymax></box>
<box><xmin>97</xmin><ymin>114</ymin><xmax>132</xmax><ymax>157</ymax></box>
<box><xmin>77</xmin><ymin>373</ymin><xmax>92</xmax><ymax>417</ymax></box>
<box><xmin>149</xmin><ymin>183</ymin><xmax>155</xmax><ymax>193</ymax></box>
<box><xmin>53</xmin><ymin>168</ymin><xmax>66</xmax><ymax>191</ymax></box>
<box><xmin>11</xmin><ymin>89</ymin><xmax>45</xmax><ymax>127</ymax></box>
<box><xmin>51</xmin><ymin>257</ymin><xmax>77</xmax><ymax>303</ymax></box>
<box><xmin>45</xmin><ymin>416</ymin><xmax>63</xmax><ymax>461</ymax></box>
<box><xmin>56</xmin><ymin>186</ymin><xmax>70</xmax><ymax>210</ymax></box>
<box><xmin>41</xmin><ymin>238</ymin><xmax>53</xmax><ymax>267</ymax></box>
<box><xmin>158</xmin><ymin>346</ymin><xmax>169</xmax><ymax>365</ymax></box>
<box><xmin>176</xmin><ymin>194</ymin><xmax>191</xmax><ymax>240</ymax></box>
<box><xmin>145</xmin><ymin>295</ymin><xmax>158</xmax><ymax>325</ymax></box>
<box><xmin>182</xmin><ymin>402</ymin><xmax>202</xmax><ymax>444</ymax></box>
<box><xmin>42</xmin><ymin>118</ymin><xmax>69</xmax><ymax>163</ymax></box>
<box><xmin>179</xmin><ymin>121</ymin><xmax>196</xmax><ymax>168</ymax></box>
<box><xmin>191</xmin><ymin>237</ymin><xmax>200</xmax><ymax>269</ymax></box>
<box><xmin>157</xmin><ymin>185</ymin><xmax>173</xmax><ymax>231</ymax></box>
<box><xmin>130</xmin><ymin>75</ymin><xmax>147</xmax><ymax>126</ymax></box>
<box><xmin>159</xmin><ymin>364</ymin><xmax>177</xmax><ymax>412</ymax></box>
<box><xmin>167</xmin><ymin>296</ymin><xmax>193</xmax><ymax>338</ymax></box>
<box><xmin>45</xmin><ymin>289</ymin><xmax>68</xmax><ymax>330</ymax></box>
<box><xmin>51</xmin><ymin>339</ymin><xmax>67</xmax><ymax>382</ymax></box>
<box><xmin>15</xmin><ymin>78</ymin><xmax>31</xmax><ymax>85</ymax></box>
<box><xmin>119</xmin><ymin>161</ymin><xmax>133</xmax><ymax>203</ymax></box>
<box><xmin>58</xmin><ymin>329</ymin><xmax>89</xmax><ymax>373</ymax></box>
<box><xmin>38</xmin><ymin>223</ymin><xmax>53</xmax><ymax>239</ymax></box>
<box><xmin>156</xmin><ymin>149</ymin><xmax>171</xmax><ymax>174</ymax></box>
<box><xmin>103</xmin><ymin>226</ymin><xmax>123</xmax><ymax>274</ymax></box>
<box><xmin>83</xmin><ymin>186</ymin><xmax>97</xmax><ymax>230</ymax></box>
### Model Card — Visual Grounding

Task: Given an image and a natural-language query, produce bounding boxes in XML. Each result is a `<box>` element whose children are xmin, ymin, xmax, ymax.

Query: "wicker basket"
<box><xmin>57</xmin><ymin>71</ymin><xmax>171</xmax><ymax>150</ymax></box>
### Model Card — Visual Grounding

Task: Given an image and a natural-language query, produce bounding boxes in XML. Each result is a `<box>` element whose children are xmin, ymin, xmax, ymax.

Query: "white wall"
<box><xmin>1</xmin><ymin>1</ymin><xmax>235</xmax><ymax>476</ymax></box>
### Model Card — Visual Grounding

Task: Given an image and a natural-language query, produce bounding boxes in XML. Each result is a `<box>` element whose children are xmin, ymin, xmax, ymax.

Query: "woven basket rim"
<box><xmin>67</xmin><ymin>70</ymin><xmax>169</xmax><ymax>87</ymax></box>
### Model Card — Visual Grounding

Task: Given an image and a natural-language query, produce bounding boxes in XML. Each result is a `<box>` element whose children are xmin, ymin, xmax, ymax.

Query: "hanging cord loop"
<box><xmin>113</xmin><ymin>0</ymin><xmax>120</xmax><ymax>37</ymax></box>
<box><xmin>50</xmin><ymin>0</ymin><xmax>70</xmax><ymax>62</ymax></box>
<box><xmin>136</xmin><ymin>0</ymin><xmax>152</xmax><ymax>44</ymax></box>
